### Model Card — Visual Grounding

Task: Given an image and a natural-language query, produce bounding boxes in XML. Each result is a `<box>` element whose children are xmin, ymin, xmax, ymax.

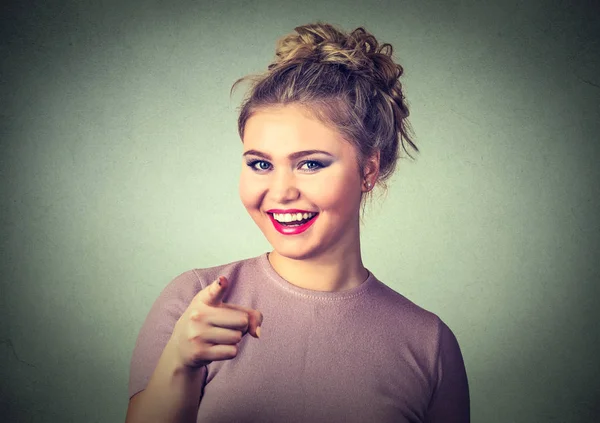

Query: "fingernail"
<box><xmin>256</xmin><ymin>326</ymin><xmax>261</xmax><ymax>338</ymax></box>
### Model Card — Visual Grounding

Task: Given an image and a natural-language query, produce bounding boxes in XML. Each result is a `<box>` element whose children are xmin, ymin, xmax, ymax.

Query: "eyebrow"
<box><xmin>242</xmin><ymin>149</ymin><xmax>334</xmax><ymax>160</ymax></box>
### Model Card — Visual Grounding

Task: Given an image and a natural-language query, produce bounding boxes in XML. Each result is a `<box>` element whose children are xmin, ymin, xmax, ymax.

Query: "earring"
<box><xmin>366</xmin><ymin>181</ymin><xmax>372</xmax><ymax>190</ymax></box>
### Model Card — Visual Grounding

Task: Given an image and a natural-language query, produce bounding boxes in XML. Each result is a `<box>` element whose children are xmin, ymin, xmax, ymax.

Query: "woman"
<box><xmin>125</xmin><ymin>21</ymin><xmax>469</xmax><ymax>423</ymax></box>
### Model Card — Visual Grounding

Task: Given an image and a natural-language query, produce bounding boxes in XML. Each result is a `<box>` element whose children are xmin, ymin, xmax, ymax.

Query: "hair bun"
<box><xmin>270</xmin><ymin>22</ymin><xmax>403</xmax><ymax>92</ymax></box>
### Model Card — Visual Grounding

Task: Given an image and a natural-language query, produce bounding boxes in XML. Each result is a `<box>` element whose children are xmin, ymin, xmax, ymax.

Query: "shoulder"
<box><xmin>369</xmin><ymin>279</ymin><xmax>442</xmax><ymax>330</ymax></box>
<box><xmin>362</xmin><ymin>279</ymin><xmax>466</xmax><ymax>400</ymax></box>
<box><xmin>155</xmin><ymin>254</ymin><xmax>262</xmax><ymax>309</ymax></box>
<box><xmin>367</xmin><ymin>279</ymin><xmax>454</xmax><ymax>355</ymax></box>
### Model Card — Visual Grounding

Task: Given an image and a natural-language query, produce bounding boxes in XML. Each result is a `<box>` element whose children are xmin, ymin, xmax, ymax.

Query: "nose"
<box><xmin>269</xmin><ymin>169</ymin><xmax>300</xmax><ymax>201</ymax></box>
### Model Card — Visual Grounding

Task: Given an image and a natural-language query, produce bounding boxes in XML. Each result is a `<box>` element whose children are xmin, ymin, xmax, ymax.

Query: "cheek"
<box><xmin>320</xmin><ymin>165</ymin><xmax>360</xmax><ymax>200</ymax></box>
<box><xmin>239</xmin><ymin>173</ymin><xmax>262</xmax><ymax>210</ymax></box>
<box><xmin>318</xmin><ymin>172</ymin><xmax>361</xmax><ymax>210</ymax></box>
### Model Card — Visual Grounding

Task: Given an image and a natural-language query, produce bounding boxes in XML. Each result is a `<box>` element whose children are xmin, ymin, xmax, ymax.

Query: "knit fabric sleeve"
<box><xmin>425</xmin><ymin>320</ymin><xmax>470</xmax><ymax>422</ymax></box>
<box><xmin>127</xmin><ymin>270</ymin><xmax>208</xmax><ymax>400</ymax></box>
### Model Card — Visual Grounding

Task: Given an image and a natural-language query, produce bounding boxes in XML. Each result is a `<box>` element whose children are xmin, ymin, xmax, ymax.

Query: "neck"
<box><xmin>267</xmin><ymin>243</ymin><xmax>369</xmax><ymax>292</ymax></box>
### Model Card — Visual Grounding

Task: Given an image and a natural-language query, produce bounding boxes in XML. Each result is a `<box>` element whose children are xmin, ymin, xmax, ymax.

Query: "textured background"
<box><xmin>1</xmin><ymin>0</ymin><xmax>599</xmax><ymax>422</ymax></box>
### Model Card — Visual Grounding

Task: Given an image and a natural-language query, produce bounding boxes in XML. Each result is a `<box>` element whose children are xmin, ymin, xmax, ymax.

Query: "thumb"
<box><xmin>220</xmin><ymin>303</ymin><xmax>263</xmax><ymax>338</ymax></box>
<box><xmin>195</xmin><ymin>276</ymin><xmax>228</xmax><ymax>306</ymax></box>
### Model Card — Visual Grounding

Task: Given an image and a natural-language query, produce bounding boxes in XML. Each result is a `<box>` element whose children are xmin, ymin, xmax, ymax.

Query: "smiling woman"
<box><xmin>125</xmin><ymin>21</ymin><xmax>469</xmax><ymax>423</ymax></box>
<box><xmin>238</xmin><ymin>103</ymin><xmax>378</xmax><ymax>278</ymax></box>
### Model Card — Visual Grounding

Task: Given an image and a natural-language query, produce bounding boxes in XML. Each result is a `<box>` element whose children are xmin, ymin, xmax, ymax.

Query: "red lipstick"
<box><xmin>268</xmin><ymin>212</ymin><xmax>319</xmax><ymax>235</ymax></box>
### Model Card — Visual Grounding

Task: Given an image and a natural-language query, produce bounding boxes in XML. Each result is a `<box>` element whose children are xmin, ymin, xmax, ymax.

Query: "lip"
<box><xmin>267</xmin><ymin>209</ymin><xmax>318</xmax><ymax>214</ymax></box>
<box><xmin>268</xmin><ymin>212</ymin><xmax>319</xmax><ymax>235</ymax></box>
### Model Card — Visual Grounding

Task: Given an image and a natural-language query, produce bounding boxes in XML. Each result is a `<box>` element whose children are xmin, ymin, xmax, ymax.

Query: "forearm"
<box><xmin>125</xmin><ymin>340</ymin><xmax>204</xmax><ymax>423</ymax></box>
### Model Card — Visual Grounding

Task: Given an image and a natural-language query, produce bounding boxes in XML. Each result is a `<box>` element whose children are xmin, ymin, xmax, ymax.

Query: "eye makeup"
<box><xmin>245</xmin><ymin>159</ymin><xmax>329</xmax><ymax>173</ymax></box>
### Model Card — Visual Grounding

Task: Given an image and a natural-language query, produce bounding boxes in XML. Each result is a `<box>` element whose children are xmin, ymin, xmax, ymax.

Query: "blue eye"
<box><xmin>301</xmin><ymin>160</ymin><xmax>325</xmax><ymax>172</ymax></box>
<box><xmin>245</xmin><ymin>160</ymin><xmax>326</xmax><ymax>173</ymax></box>
<box><xmin>247</xmin><ymin>160</ymin><xmax>271</xmax><ymax>171</ymax></box>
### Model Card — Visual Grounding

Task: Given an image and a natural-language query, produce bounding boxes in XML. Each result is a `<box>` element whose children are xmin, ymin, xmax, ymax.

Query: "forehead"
<box><xmin>243</xmin><ymin>105</ymin><xmax>347</xmax><ymax>151</ymax></box>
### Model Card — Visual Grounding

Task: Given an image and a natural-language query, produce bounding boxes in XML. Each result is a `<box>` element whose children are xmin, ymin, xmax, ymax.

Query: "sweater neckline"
<box><xmin>258</xmin><ymin>252</ymin><xmax>376</xmax><ymax>300</ymax></box>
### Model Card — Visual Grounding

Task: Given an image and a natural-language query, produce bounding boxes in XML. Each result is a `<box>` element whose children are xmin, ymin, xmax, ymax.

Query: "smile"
<box><xmin>268</xmin><ymin>213</ymin><xmax>319</xmax><ymax>235</ymax></box>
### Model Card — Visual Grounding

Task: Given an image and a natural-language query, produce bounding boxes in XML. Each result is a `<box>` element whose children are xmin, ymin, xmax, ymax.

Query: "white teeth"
<box><xmin>273</xmin><ymin>212</ymin><xmax>315</xmax><ymax>223</ymax></box>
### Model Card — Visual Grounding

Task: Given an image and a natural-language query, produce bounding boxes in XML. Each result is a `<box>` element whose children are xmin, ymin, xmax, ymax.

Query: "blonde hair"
<box><xmin>230</xmin><ymin>21</ymin><xmax>418</xmax><ymax>220</ymax></box>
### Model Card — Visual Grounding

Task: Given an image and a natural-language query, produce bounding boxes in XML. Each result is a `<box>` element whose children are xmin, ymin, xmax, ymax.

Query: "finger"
<box><xmin>188</xmin><ymin>344</ymin><xmax>239</xmax><ymax>366</ymax></box>
<box><xmin>192</xmin><ymin>307</ymin><xmax>250</xmax><ymax>331</ymax></box>
<box><xmin>221</xmin><ymin>303</ymin><xmax>263</xmax><ymax>338</ymax></box>
<box><xmin>191</xmin><ymin>326</ymin><xmax>243</xmax><ymax>346</ymax></box>
<box><xmin>200</xmin><ymin>344</ymin><xmax>239</xmax><ymax>363</ymax></box>
<box><xmin>192</xmin><ymin>276</ymin><xmax>228</xmax><ymax>307</ymax></box>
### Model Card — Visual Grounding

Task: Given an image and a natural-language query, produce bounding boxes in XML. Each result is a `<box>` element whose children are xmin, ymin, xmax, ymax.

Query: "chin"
<box><xmin>267</xmin><ymin>234</ymin><xmax>327</xmax><ymax>259</ymax></box>
<box><xmin>271</xmin><ymin>247</ymin><xmax>322</xmax><ymax>262</ymax></box>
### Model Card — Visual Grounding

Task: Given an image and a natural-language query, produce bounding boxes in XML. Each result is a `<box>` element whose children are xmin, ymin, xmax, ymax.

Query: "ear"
<box><xmin>362</xmin><ymin>150</ymin><xmax>380</xmax><ymax>184</ymax></box>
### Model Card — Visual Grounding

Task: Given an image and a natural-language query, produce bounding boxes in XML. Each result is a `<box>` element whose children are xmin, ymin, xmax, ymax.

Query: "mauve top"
<box><xmin>129</xmin><ymin>252</ymin><xmax>470</xmax><ymax>422</ymax></box>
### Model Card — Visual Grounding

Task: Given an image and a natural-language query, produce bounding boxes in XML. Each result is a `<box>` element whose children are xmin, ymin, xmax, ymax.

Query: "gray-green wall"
<box><xmin>1</xmin><ymin>0</ymin><xmax>599</xmax><ymax>422</ymax></box>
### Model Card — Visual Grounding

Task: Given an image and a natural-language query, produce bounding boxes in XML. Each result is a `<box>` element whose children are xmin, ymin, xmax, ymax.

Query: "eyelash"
<box><xmin>246</xmin><ymin>159</ymin><xmax>326</xmax><ymax>173</ymax></box>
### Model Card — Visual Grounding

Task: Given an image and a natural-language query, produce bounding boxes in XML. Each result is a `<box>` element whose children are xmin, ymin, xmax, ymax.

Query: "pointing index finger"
<box><xmin>194</xmin><ymin>276</ymin><xmax>228</xmax><ymax>306</ymax></box>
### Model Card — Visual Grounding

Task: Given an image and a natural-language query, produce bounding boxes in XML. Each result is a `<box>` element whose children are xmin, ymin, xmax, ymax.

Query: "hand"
<box><xmin>169</xmin><ymin>276</ymin><xmax>263</xmax><ymax>369</ymax></box>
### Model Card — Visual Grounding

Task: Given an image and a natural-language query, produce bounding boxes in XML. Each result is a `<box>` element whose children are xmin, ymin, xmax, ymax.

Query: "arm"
<box><xmin>125</xmin><ymin>340</ymin><xmax>206</xmax><ymax>423</ymax></box>
<box><xmin>425</xmin><ymin>321</ymin><xmax>470</xmax><ymax>423</ymax></box>
<box><xmin>124</xmin><ymin>271</ymin><xmax>207</xmax><ymax>423</ymax></box>
<box><xmin>124</xmin><ymin>273</ymin><xmax>260</xmax><ymax>423</ymax></box>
